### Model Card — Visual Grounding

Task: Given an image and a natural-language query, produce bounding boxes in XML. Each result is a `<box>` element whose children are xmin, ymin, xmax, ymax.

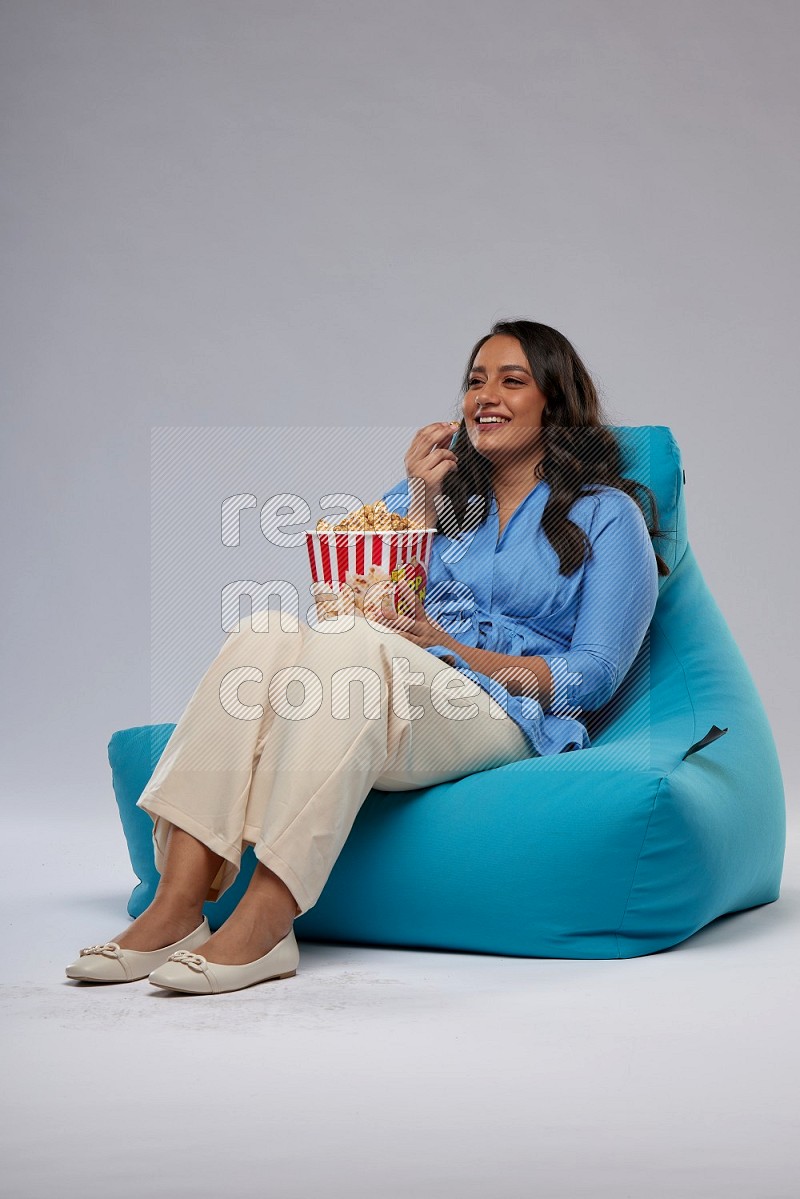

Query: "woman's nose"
<box><xmin>476</xmin><ymin>386</ymin><xmax>499</xmax><ymax>405</ymax></box>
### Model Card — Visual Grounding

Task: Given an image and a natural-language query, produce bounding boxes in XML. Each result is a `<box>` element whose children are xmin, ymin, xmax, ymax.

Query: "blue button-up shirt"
<box><xmin>381</xmin><ymin>478</ymin><xmax>659</xmax><ymax>757</ymax></box>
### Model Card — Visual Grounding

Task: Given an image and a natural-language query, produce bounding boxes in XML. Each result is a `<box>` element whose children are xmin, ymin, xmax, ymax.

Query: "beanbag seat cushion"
<box><xmin>108</xmin><ymin>426</ymin><xmax>786</xmax><ymax>958</ymax></box>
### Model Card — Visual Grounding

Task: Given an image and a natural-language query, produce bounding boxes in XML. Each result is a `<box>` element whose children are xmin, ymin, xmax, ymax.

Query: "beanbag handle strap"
<box><xmin>682</xmin><ymin>724</ymin><xmax>729</xmax><ymax>760</ymax></box>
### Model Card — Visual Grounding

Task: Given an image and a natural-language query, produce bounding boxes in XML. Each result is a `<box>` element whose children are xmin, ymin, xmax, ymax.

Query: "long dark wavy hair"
<box><xmin>439</xmin><ymin>320</ymin><xmax>672</xmax><ymax>578</ymax></box>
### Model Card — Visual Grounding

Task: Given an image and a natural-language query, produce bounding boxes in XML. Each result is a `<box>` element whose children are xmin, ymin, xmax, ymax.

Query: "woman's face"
<box><xmin>462</xmin><ymin>335</ymin><xmax>548</xmax><ymax>467</ymax></box>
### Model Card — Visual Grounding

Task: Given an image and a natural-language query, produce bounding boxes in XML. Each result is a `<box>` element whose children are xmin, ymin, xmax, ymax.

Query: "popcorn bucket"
<box><xmin>305</xmin><ymin>529</ymin><xmax>436</xmax><ymax>623</ymax></box>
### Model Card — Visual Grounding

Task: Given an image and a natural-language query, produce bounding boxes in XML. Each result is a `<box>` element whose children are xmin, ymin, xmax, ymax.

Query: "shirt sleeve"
<box><xmin>537</xmin><ymin>492</ymin><xmax>659</xmax><ymax>716</ymax></box>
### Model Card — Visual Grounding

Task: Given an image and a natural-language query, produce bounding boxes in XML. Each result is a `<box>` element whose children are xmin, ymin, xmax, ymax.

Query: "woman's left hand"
<box><xmin>373</xmin><ymin>581</ymin><xmax>454</xmax><ymax>650</ymax></box>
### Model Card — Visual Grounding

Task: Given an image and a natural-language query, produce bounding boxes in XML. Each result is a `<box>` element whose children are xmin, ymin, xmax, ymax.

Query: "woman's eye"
<box><xmin>468</xmin><ymin>377</ymin><xmax>524</xmax><ymax>386</ymax></box>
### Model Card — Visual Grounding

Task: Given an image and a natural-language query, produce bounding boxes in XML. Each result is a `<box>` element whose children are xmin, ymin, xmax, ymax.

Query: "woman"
<box><xmin>66</xmin><ymin>320</ymin><xmax>670</xmax><ymax>994</ymax></box>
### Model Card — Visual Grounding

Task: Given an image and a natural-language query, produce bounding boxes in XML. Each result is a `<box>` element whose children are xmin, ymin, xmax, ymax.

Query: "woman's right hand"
<box><xmin>404</xmin><ymin>421</ymin><xmax>460</xmax><ymax>528</ymax></box>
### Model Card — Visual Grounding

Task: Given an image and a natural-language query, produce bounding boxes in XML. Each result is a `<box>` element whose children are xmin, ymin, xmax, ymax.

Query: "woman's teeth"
<box><xmin>477</xmin><ymin>417</ymin><xmax>510</xmax><ymax>424</ymax></box>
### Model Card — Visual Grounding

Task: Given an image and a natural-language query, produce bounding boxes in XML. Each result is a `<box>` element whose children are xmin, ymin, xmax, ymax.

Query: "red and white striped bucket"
<box><xmin>305</xmin><ymin>529</ymin><xmax>435</xmax><ymax>621</ymax></box>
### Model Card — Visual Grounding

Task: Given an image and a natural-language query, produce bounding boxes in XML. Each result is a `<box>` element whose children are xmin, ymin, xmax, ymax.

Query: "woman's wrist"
<box><xmin>428</xmin><ymin>624</ymin><xmax>458</xmax><ymax>652</ymax></box>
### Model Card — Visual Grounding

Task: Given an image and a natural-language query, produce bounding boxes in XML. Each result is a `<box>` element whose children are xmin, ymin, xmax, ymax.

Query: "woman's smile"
<box><xmin>474</xmin><ymin>413</ymin><xmax>512</xmax><ymax>430</ymax></box>
<box><xmin>474</xmin><ymin>414</ymin><xmax>513</xmax><ymax>429</ymax></box>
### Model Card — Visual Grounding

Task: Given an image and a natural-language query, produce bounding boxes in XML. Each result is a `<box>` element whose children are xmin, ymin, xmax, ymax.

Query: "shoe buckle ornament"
<box><xmin>168</xmin><ymin>950</ymin><xmax>208</xmax><ymax>973</ymax></box>
<box><xmin>79</xmin><ymin>942</ymin><xmax>122</xmax><ymax>959</ymax></box>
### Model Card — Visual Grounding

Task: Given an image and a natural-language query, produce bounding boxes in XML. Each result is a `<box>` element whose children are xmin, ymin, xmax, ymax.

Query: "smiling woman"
<box><xmin>375</xmin><ymin>319</ymin><xmax>672</xmax><ymax>759</ymax></box>
<box><xmin>65</xmin><ymin>317</ymin><xmax>671</xmax><ymax>998</ymax></box>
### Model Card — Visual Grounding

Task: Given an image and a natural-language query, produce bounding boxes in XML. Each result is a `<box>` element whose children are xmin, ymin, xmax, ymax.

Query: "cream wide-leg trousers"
<box><xmin>136</xmin><ymin>611</ymin><xmax>533</xmax><ymax>916</ymax></box>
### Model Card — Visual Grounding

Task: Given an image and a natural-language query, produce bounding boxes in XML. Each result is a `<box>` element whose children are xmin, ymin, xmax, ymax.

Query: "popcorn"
<box><xmin>316</xmin><ymin>499</ymin><xmax>425</xmax><ymax>534</ymax></box>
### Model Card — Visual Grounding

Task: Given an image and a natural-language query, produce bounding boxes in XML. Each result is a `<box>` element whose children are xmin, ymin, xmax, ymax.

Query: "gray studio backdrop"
<box><xmin>1</xmin><ymin>0</ymin><xmax>797</xmax><ymax>805</ymax></box>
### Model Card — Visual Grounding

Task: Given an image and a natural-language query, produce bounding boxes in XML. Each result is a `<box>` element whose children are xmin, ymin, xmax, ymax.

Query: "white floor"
<box><xmin>2</xmin><ymin>793</ymin><xmax>798</xmax><ymax>1199</ymax></box>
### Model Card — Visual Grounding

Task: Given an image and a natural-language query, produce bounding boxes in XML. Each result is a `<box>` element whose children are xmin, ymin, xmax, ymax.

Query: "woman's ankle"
<box><xmin>147</xmin><ymin>891</ymin><xmax>205</xmax><ymax>924</ymax></box>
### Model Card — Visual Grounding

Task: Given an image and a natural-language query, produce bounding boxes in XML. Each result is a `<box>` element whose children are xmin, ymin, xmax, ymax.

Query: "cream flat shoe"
<box><xmin>65</xmin><ymin>917</ymin><xmax>211</xmax><ymax>983</ymax></box>
<box><xmin>148</xmin><ymin>927</ymin><xmax>299</xmax><ymax>994</ymax></box>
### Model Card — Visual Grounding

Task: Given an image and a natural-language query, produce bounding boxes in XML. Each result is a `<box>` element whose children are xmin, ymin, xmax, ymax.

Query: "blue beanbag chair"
<box><xmin>109</xmin><ymin>426</ymin><xmax>786</xmax><ymax>958</ymax></box>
